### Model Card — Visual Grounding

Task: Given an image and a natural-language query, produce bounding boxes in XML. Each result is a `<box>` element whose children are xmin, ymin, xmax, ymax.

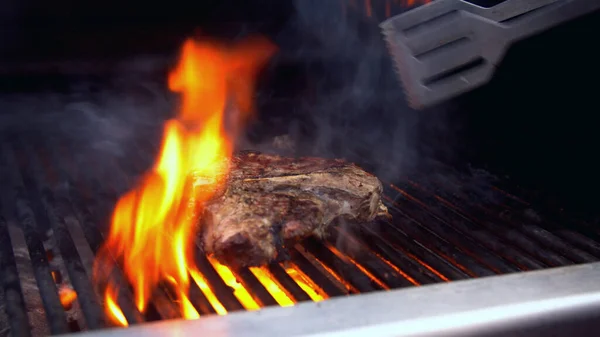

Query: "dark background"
<box><xmin>0</xmin><ymin>0</ymin><xmax>294</xmax><ymax>62</ymax></box>
<box><xmin>0</xmin><ymin>0</ymin><xmax>599</xmax><ymax>217</ymax></box>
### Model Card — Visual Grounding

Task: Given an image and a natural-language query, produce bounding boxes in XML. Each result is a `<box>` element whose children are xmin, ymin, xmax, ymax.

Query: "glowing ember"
<box><xmin>58</xmin><ymin>286</ymin><xmax>78</xmax><ymax>310</ymax></box>
<box><xmin>93</xmin><ymin>36</ymin><xmax>276</xmax><ymax>324</ymax></box>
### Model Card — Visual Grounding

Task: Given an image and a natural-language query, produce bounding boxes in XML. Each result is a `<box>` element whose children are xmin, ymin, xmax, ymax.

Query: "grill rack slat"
<box><xmin>192</xmin><ymin>250</ymin><xmax>246</xmax><ymax>312</ymax></box>
<box><xmin>327</xmin><ymin>227</ymin><xmax>415</xmax><ymax>289</ymax></box>
<box><xmin>0</xmin><ymin>215</ymin><xmax>32</xmax><ymax>337</ymax></box>
<box><xmin>0</xmin><ymin>143</ymin><xmax>71</xmax><ymax>334</ymax></box>
<box><xmin>477</xmin><ymin>186</ymin><xmax>600</xmax><ymax>262</ymax></box>
<box><xmin>448</xmin><ymin>182</ymin><xmax>596</xmax><ymax>264</ymax></box>
<box><xmin>39</xmin><ymin>137</ymin><xmax>146</xmax><ymax>328</ymax></box>
<box><xmin>187</xmin><ymin>278</ymin><xmax>218</xmax><ymax>316</ymax></box>
<box><xmin>266</xmin><ymin>264</ymin><xmax>312</xmax><ymax>303</ymax></box>
<box><xmin>408</xmin><ymin>168</ymin><xmax>596</xmax><ymax>265</ymax></box>
<box><xmin>389</xmin><ymin>183</ymin><xmax>547</xmax><ymax>271</ymax></box>
<box><xmin>491</xmin><ymin>177</ymin><xmax>600</xmax><ymax>242</ymax></box>
<box><xmin>232</xmin><ymin>267</ymin><xmax>279</xmax><ymax>307</ymax></box>
<box><xmin>1</xmin><ymin>135</ymin><xmax>600</xmax><ymax>337</ymax></box>
<box><xmin>403</xmin><ymin>178</ymin><xmax>576</xmax><ymax>268</ymax></box>
<box><xmin>18</xmin><ymin>139</ymin><xmax>105</xmax><ymax>330</ymax></box>
<box><xmin>357</xmin><ymin>225</ymin><xmax>442</xmax><ymax>284</ymax></box>
<box><xmin>288</xmin><ymin>248</ymin><xmax>347</xmax><ymax>297</ymax></box>
<box><xmin>383</xmin><ymin>202</ymin><xmax>495</xmax><ymax>278</ymax></box>
<box><xmin>144</xmin><ymin>288</ymin><xmax>181</xmax><ymax>321</ymax></box>
<box><xmin>373</xmin><ymin>217</ymin><xmax>471</xmax><ymax>281</ymax></box>
<box><xmin>385</xmin><ymin>186</ymin><xmax>521</xmax><ymax>274</ymax></box>
<box><xmin>553</xmin><ymin>231</ymin><xmax>600</xmax><ymax>259</ymax></box>
<box><xmin>302</xmin><ymin>237</ymin><xmax>382</xmax><ymax>293</ymax></box>
<box><xmin>6</xmin><ymin>224</ymin><xmax>53</xmax><ymax>337</ymax></box>
<box><xmin>492</xmin><ymin>191</ymin><xmax>600</xmax><ymax>258</ymax></box>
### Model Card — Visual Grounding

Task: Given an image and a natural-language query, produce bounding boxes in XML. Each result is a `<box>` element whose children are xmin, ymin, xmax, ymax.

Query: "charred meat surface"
<box><xmin>197</xmin><ymin>151</ymin><xmax>389</xmax><ymax>267</ymax></box>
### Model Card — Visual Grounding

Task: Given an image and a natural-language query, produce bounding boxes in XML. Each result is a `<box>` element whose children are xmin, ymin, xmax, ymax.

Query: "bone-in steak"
<box><xmin>196</xmin><ymin>151</ymin><xmax>389</xmax><ymax>267</ymax></box>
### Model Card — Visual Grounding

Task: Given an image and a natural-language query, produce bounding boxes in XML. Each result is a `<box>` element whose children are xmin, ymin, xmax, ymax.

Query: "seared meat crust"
<box><xmin>196</xmin><ymin>151</ymin><xmax>389</xmax><ymax>267</ymax></box>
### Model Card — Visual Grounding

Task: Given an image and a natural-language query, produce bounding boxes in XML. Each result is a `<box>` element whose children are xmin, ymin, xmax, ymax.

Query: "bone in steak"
<box><xmin>195</xmin><ymin>151</ymin><xmax>390</xmax><ymax>267</ymax></box>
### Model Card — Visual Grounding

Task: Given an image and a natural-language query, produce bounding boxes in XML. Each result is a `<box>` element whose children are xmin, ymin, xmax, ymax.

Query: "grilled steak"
<box><xmin>196</xmin><ymin>151</ymin><xmax>389</xmax><ymax>267</ymax></box>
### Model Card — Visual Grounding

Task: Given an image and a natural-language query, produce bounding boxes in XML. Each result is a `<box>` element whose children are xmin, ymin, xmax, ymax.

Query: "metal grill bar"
<box><xmin>0</xmin><ymin>142</ymin><xmax>71</xmax><ymax>334</ymax></box>
<box><xmin>393</xmin><ymin>180</ymin><xmax>573</xmax><ymax>268</ymax></box>
<box><xmin>265</xmin><ymin>264</ymin><xmax>312</xmax><ymax>302</ymax></box>
<box><xmin>287</xmin><ymin>249</ymin><xmax>347</xmax><ymax>297</ymax></box>
<box><xmin>33</xmin><ymin>137</ymin><xmax>146</xmax><ymax>327</ymax></box>
<box><xmin>386</xmin><ymin>186</ymin><xmax>523</xmax><ymax>274</ymax></box>
<box><xmin>0</xmin><ymin>215</ymin><xmax>31</xmax><ymax>337</ymax></box>
<box><xmin>388</xmin><ymin>182</ymin><xmax>546</xmax><ymax>271</ymax></box>
<box><xmin>145</xmin><ymin>288</ymin><xmax>180</xmax><ymax>320</ymax></box>
<box><xmin>302</xmin><ymin>237</ymin><xmax>382</xmax><ymax>293</ymax></box>
<box><xmin>232</xmin><ymin>268</ymin><xmax>279</xmax><ymax>307</ymax></box>
<box><xmin>17</xmin><ymin>139</ymin><xmax>106</xmax><ymax>330</ymax></box>
<box><xmin>483</xmin><ymin>184</ymin><xmax>600</xmax><ymax>260</ymax></box>
<box><xmin>185</xmin><ymin>282</ymin><xmax>216</xmax><ymax>316</ymax></box>
<box><xmin>327</xmin><ymin>227</ymin><xmax>415</xmax><ymax>288</ymax></box>
<box><xmin>407</xmin><ymin>170</ymin><xmax>597</xmax><ymax>265</ymax></box>
<box><xmin>357</xmin><ymin>225</ymin><xmax>444</xmax><ymax>284</ymax></box>
<box><xmin>499</xmin><ymin>187</ymin><xmax>600</xmax><ymax>247</ymax></box>
<box><xmin>192</xmin><ymin>251</ymin><xmax>245</xmax><ymax>312</ymax></box>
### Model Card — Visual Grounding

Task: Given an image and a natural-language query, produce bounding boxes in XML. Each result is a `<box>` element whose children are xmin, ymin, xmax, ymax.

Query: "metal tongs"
<box><xmin>381</xmin><ymin>0</ymin><xmax>600</xmax><ymax>109</ymax></box>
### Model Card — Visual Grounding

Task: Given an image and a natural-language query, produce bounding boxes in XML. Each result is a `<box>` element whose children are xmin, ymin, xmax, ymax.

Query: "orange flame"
<box><xmin>105</xmin><ymin>285</ymin><xmax>128</xmax><ymax>327</ymax></box>
<box><xmin>93</xmin><ymin>36</ymin><xmax>276</xmax><ymax>324</ymax></box>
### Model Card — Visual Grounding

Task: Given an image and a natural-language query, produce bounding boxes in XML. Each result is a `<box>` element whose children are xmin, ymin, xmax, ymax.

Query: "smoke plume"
<box><xmin>242</xmin><ymin>0</ymin><xmax>462</xmax><ymax>182</ymax></box>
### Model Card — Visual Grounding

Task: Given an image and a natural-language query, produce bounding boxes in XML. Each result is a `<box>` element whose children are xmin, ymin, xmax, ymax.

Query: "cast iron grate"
<box><xmin>1</xmin><ymin>132</ymin><xmax>599</xmax><ymax>337</ymax></box>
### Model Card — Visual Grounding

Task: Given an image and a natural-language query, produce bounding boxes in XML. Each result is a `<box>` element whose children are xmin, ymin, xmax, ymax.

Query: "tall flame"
<box><xmin>93</xmin><ymin>36</ymin><xmax>277</xmax><ymax>325</ymax></box>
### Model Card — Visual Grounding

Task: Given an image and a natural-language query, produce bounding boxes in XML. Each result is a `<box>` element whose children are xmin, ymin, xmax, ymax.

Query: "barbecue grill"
<box><xmin>2</xmin><ymin>1</ymin><xmax>600</xmax><ymax>336</ymax></box>
<box><xmin>3</xmin><ymin>131</ymin><xmax>600</xmax><ymax>337</ymax></box>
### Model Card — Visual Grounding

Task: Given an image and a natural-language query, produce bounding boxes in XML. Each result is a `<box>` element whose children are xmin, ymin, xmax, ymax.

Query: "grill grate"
<box><xmin>1</xmin><ymin>133</ymin><xmax>599</xmax><ymax>337</ymax></box>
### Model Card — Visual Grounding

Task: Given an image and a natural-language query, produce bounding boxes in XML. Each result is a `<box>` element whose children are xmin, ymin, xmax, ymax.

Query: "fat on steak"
<box><xmin>194</xmin><ymin>151</ymin><xmax>390</xmax><ymax>267</ymax></box>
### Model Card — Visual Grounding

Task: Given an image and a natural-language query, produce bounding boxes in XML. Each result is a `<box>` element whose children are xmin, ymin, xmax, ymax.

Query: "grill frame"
<box><xmin>0</xmin><ymin>1</ymin><xmax>598</xmax><ymax>335</ymax></box>
<box><xmin>54</xmin><ymin>262</ymin><xmax>600</xmax><ymax>337</ymax></box>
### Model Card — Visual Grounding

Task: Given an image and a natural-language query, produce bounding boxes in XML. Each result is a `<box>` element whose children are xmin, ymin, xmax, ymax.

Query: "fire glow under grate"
<box><xmin>1</xmin><ymin>131</ymin><xmax>600</xmax><ymax>337</ymax></box>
